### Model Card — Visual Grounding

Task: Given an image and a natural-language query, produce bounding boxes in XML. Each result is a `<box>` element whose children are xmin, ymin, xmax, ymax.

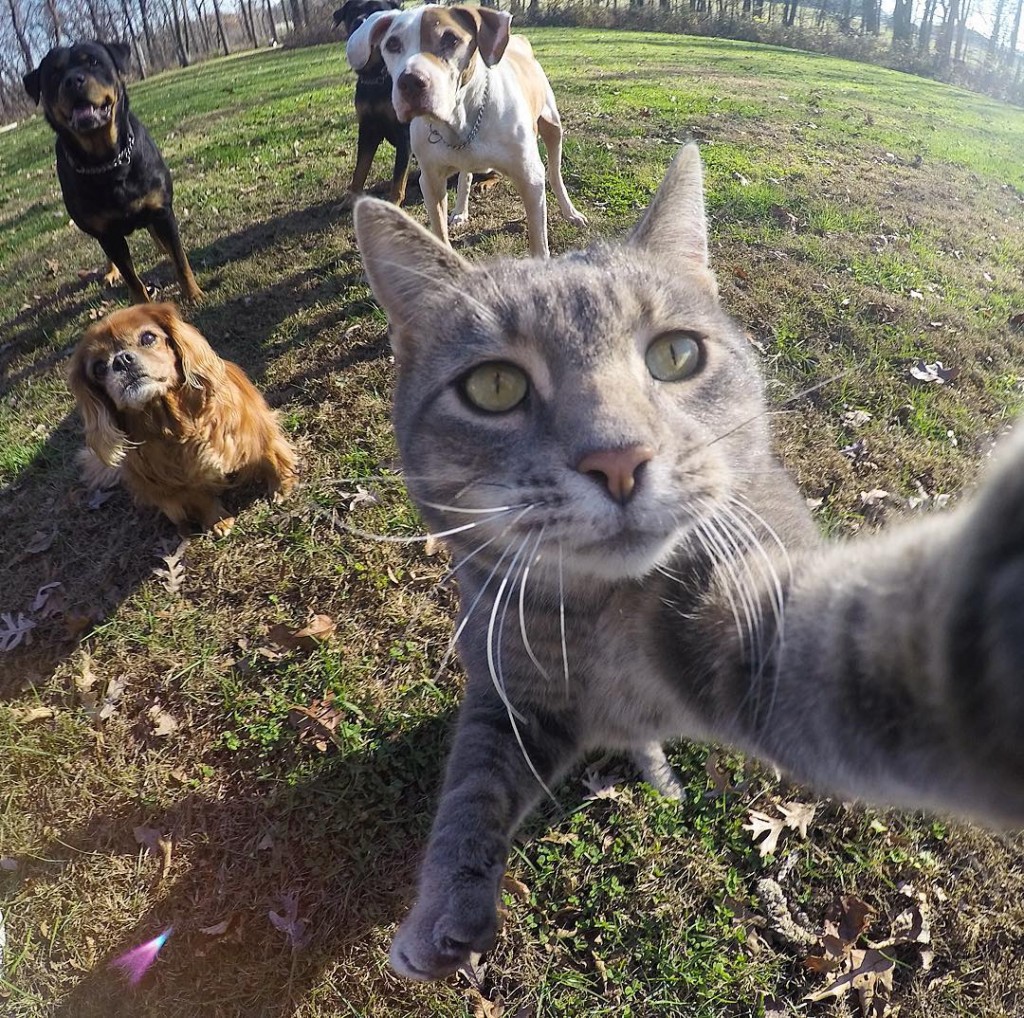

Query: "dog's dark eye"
<box><xmin>92</xmin><ymin>360</ymin><xmax>108</xmax><ymax>379</ymax></box>
<box><xmin>440</xmin><ymin>31</ymin><xmax>459</xmax><ymax>50</ymax></box>
<box><xmin>384</xmin><ymin>36</ymin><xmax>402</xmax><ymax>54</ymax></box>
<box><xmin>139</xmin><ymin>330</ymin><xmax>158</xmax><ymax>347</ymax></box>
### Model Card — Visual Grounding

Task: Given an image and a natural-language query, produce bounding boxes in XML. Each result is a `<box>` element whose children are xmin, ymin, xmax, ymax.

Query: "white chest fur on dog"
<box><xmin>346</xmin><ymin>3</ymin><xmax>587</xmax><ymax>258</ymax></box>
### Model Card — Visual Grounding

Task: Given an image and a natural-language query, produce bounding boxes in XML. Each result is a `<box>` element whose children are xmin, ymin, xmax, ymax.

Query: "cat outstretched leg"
<box><xmin>632</xmin><ymin>741</ymin><xmax>686</xmax><ymax>800</ymax></box>
<box><xmin>390</xmin><ymin>692</ymin><xmax>577</xmax><ymax>980</ymax></box>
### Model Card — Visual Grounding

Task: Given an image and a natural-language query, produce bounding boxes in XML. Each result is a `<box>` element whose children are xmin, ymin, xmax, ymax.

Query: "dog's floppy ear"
<box><xmin>103</xmin><ymin>42</ymin><xmax>132</xmax><ymax>76</ymax></box>
<box><xmin>333</xmin><ymin>3</ymin><xmax>351</xmax><ymax>28</ymax></box>
<box><xmin>23</xmin><ymin>66</ymin><xmax>42</xmax><ymax>104</ymax></box>
<box><xmin>454</xmin><ymin>6</ymin><xmax>512</xmax><ymax>67</ymax></box>
<box><xmin>346</xmin><ymin>9</ymin><xmax>395</xmax><ymax>70</ymax></box>
<box><xmin>147</xmin><ymin>303</ymin><xmax>226</xmax><ymax>394</ymax></box>
<box><xmin>68</xmin><ymin>341</ymin><xmax>128</xmax><ymax>468</ymax></box>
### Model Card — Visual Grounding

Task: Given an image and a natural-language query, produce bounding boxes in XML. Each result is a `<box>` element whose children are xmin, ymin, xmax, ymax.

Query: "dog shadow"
<box><xmin>38</xmin><ymin>712</ymin><xmax>456</xmax><ymax>1017</ymax></box>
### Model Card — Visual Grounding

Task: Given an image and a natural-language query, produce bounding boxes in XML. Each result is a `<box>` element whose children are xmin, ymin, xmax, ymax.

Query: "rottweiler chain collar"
<box><xmin>428</xmin><ymin>71</ymin><xmax>490</xmax><ymax>151</ymax></box>
<box><xmin>63</xmin><ymin>129</ymin><xmax>135</xmax><ymax>175</ymax></box>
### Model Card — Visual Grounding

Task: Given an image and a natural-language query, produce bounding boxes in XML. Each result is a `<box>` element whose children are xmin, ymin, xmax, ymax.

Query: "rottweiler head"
<box><xmin>333</xmin><ymin>0</ymin><xmax>401</xmax><ymax>38</ymax></box>
<box><xmin>24</xmin><ymin>41</ymin><xmax>131</xmax><ymax>147</ymax></box>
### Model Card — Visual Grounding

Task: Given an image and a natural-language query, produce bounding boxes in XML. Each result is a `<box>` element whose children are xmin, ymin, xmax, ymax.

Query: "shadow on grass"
<box><xmin>43</xmin><ymin>712</ymin><xmax>454</xmax><ymax>1017</ymax></box>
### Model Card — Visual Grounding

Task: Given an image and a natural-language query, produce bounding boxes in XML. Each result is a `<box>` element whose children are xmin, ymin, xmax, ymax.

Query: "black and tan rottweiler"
<box><xmin>334</xmin><ymin>0</ymin><xmax>411</xmax><ymax>208</ymax></box>
<box><xmin>23</xmin><ymin>41</ymin><xmax>203</xmax><ymax>304</ymax></box>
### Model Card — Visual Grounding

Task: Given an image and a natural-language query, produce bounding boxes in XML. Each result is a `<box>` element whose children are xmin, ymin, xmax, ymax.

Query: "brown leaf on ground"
<box><xmin>705</xmin><ymin>751</ymin><xmax>733</xmax><ymax>796</ymax></box>
<box><xmin>288</xmin><ymin>691</ymin><xmax>343</xmax><ymax>752</ymax></box>
<box><xmin>501</xmin><ymin>874</ymin><xmax>531</xmax><ymax>902</ymax></box>
<box><xmin>25</xmin><ymin>529</ymin><xmax>57</xmax><ymax>555</ymax></box>
<box><xmin>805</xmin><ymin>947</ymin><xmax>894</xmax><ymax>1017</ymax></box>
<box><xmin>581</xmin><ymin>767</ymin><xmax>626</xmax><ymax>801</ymax></box>
<box><xmin>467</xmin><ymin>989</ymin><xmax>504</xmax><ymax>1018</ymax></box>
<box><xmin>147</xmin><ymin>703</ymin><xmax>179</xmax><ymax>737</ymax></box>
<box><xmin>268</xmin><ymin>614</ymin><xmax>336</xmax><ymax>652</ymax></box>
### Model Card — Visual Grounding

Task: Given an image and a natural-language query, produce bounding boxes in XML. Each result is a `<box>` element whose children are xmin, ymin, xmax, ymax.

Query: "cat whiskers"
<box><xmin>488</xmin><ymin>527</ymin><xmax>559</xmax><ymax>804</ymax></box>
<box><xmin>518</xmin><ymin>526</ymin><xmax>551</xmax><ymax>681</ymax></box>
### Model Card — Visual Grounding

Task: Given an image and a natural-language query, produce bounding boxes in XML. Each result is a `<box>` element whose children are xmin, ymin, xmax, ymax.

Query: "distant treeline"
<box><xmin>1</xmin><ymin>0</ymin><xmax>1021</xmax><ymax>121</ymax></box>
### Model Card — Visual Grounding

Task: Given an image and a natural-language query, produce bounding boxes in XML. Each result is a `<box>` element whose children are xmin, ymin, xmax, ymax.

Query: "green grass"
<box><xmin>2</xmin><ymin>28</ymin><xmax>1024</xmax><ymax>1018</ymax></box>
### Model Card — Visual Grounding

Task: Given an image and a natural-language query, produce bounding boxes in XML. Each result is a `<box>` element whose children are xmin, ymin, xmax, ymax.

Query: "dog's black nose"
<box><xmin>398</xmin><ymin>71</ymin><xmax>426</xmax><ymax>97</ymax></box>
<box><xmin>112</xmin><ymin>350</ymin><xmax>136</xmax><ymax>372</ymax></box>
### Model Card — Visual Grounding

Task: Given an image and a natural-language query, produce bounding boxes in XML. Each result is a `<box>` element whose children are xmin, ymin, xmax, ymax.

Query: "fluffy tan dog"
<box><xmin>68</xmin><ymin>303</ymin><xmax>298</xmax><ymax>535</ymax></box>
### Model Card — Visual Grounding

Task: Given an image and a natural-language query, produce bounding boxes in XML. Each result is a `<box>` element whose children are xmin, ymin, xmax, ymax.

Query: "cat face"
<box><xmin>356</xmin><ymin>146</ymin><xmax>770</xmax><ymax>584</ymax></box>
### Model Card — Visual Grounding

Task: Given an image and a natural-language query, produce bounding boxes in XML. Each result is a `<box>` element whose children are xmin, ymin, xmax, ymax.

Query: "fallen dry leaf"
<box><xmin>147</xmin><ymin>703</ymin><xmax>179</xmax><ymax>738</ymax></box>
<box><xmin>501</xmin><ymin>874</ymin><xmax>531</xmax><ymax>902</ymax></box>
<box><xmin>743</xmin><ymin>809</ymin><xmax>786</xmax><ymax>858</ymax></box>
<box><xmin>199</xmin><ymin>918</ymin><xmax>232</xmax><ymax>937</ymax></box>
<box><xmin>268</xmin><ymin>614</ymin><xmax>336</xmax><ymax>653</ymax></box>
<box><xmin>152</xmin><ymin>539</ymin><xmax>188</xmax><ymax>596</ymax></box>
<box><xmin>25</xmin><ymin>529</ymin><xmax>57</xmax><ymax>555</ymax></box>
<box><xmin>9</xmin><ymin>705</ymin><xmax>55</xmax><ymax>723</ymax></box>
<box><xmin>581</xmin><ymin>767</ymin><xmax>626</xmax><ymax>801</ymax></box>
<box><xmin>909</xmin><ymin>360</ymin><xmax>958</xmax><ymax>385</ymax></box>
<box><xmin>805</xmin><ymin>947</ymin><xmax>894</xmax><ymax>1017</ymax></box>
<box><xmin>467</xmin><ymin>987</ymin><xmax>504</xmax><ymax>1018</ymax></box>
<box><xmin>779</xmin><ymin>800</ymin><xmax>817</xmax><ymax>839</ymax></box>
<box><xmin>288</xmin><ymin>691</ymin><xmax>343</xmax><ymax>752</ymax></box>
<box><xmin>268</xmin><ymin>891</ymin><xmax>309</xmax><ymax>951</ymax></box>
<box><xmin>0</xmin><ymin>612</ymin><xmax>36</xmax><ymax>652</ymax></box>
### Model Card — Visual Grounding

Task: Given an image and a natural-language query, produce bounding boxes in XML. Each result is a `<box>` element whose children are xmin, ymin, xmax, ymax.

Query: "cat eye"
<box><xmin>461</xmin><ymin>362</ymin><xmax>529</xmax><ymax>413</ymax></box>
<box><xmin>645</xmin><ymin>332</ymin><xmax>702</xmax><ymax>382</ymax></box>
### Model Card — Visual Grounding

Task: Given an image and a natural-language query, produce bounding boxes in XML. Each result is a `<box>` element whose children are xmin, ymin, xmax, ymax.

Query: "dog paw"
<box><xmin>389</xmin><ymin>880</ymin><xmax>500</xmax><ymax>981</ymax></box>
<box><xmin>564</xmin><ymin>209</ymin><xmax>588</xmax><ymax>227</ymax></box>
<box><xmin>102</xmin><ymin>264</ymin><xmax>123</xmax><ymax>287</ymax></box>
<box><xmin>338</xmin><ymin>190</ymin><xmax>360</xmax><ymax>212</ymax></box>
<box><xmin>449</xmin><ymin>211</ymin><xmax>470</xmax><ymax>230</ymax></box>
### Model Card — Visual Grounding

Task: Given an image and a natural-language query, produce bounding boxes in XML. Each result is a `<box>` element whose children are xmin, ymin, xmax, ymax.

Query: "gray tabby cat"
<box><xmin>353</xmin><ymin>144</ymin><xmax>1024</xmax><ymax>981</ymax></box>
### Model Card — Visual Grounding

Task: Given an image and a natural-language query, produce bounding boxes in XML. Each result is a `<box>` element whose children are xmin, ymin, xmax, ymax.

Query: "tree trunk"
<box><xmin>892</xmin><ymin>0</ymin><xmax>914</xmax><ymax>44</ymax></box>
<box><xmin>212</xmin><ymin>0</ymin><xmax>231</xmax><ymax>54</ymax></box>
<box><xmin>166</xmin><ymin>0</ymin><xmax>191</xmax><ymax>65</ymax></box>
<box><xmin>191</xmin><ymin>0</ymin><xmax>213</xmax><ymax>50</ymax></box>
<box><xmin>1007</xmin><ymin>0</ymin><xmax>1023</xmax><ymax>66</ymax></box>
<box><xmin>138</xmin><ymin>0</ymin><xmax>156</xmax><ymax>62</ymax></box>
<box><xmin>7</xmin><ymin>0</ymin><xmax>34</xmax><ymax>73</ymax></box>
<box><xmin>264</xmin><ymin>0</ymin><xmax>280</xmax><ymax>42</ymax></box>
<box><xmin>44</xmin><ymin>0</ymin><xmax>63</xmax><ymax>45</ymax></box>
<box><xmin>119</xmin><ymin>0</ymin><xmax>148</xmax><ymax>77</ymax></box>
<box><xmin>937</xmin><ymin>0</ymin><xmax>959</xmax><ymax>66</ymax></box>
<box><xmin>917</xmin><ymin>0</ymin><xmax>937</xmax><ymax>52</ymax></box>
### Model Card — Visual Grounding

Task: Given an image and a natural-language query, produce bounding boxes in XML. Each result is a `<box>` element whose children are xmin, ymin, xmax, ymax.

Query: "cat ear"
<box><xmin>629</xmin><ymin>143</ymin><xmax>709</xmax><ymax>270</ymax></box>
<box><xmin>353</xmin><ymin>197</ymin><xmax>471</xmax><ymax>354</ymax></box>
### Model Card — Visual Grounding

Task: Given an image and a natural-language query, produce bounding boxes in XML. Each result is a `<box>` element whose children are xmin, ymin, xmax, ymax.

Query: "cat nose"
<box><xmin>577</xmin><ymin>445</ymin><xmax>654</xmax><ymax>505</ymax></box>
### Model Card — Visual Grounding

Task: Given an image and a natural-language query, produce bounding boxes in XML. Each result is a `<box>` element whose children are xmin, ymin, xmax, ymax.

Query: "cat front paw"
<box><xmin>390</xmin><ymin>879</ymin><xmax>500</xmax><ymax>981</ymax></box>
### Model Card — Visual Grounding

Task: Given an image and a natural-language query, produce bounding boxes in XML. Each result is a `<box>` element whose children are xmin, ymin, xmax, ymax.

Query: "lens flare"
<box><xmin>110</xmin><ymin>927</ymin><xmax>173</xmax><ymax>985</ymax></box>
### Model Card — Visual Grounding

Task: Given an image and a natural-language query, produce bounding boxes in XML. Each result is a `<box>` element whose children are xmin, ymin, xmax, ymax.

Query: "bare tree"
<box><xmin>211</xmin><ymin>0</ymin><xmax>229</xmax><ymax>55</ymax></box>
<box><xmin>6</xmin><ymin>0</ymin><xmax>34</xmax><ymax>72</ymax></box>
<box><xmin>892</xmin><ymin>0</ymin><xmax>914</xmax><ymax>44</ymax></box>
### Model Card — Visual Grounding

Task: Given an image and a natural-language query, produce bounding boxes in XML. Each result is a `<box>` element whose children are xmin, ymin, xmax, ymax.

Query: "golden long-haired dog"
<box><xmin>68</xmin><ymin>303</ymin><xmax>298</xmax><ymax>535</ymax></box>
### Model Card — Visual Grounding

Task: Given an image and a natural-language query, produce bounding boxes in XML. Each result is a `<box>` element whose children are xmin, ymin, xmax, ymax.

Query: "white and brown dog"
<box><xmin>346</xmin><ymin>3</ymin><xmax>586</xmax><ymax>258</ymax></box>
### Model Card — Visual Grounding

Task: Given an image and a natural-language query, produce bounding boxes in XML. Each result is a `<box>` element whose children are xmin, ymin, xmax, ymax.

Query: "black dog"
<box><xmin>23</xmin><ymin>41</ymin><xmax>202</xmax><ymax>304</ymax></box>
<box><xmin>334</xmin><ymin>0</ymin><xmax>411</xmax><ymax>208</ymax></box>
